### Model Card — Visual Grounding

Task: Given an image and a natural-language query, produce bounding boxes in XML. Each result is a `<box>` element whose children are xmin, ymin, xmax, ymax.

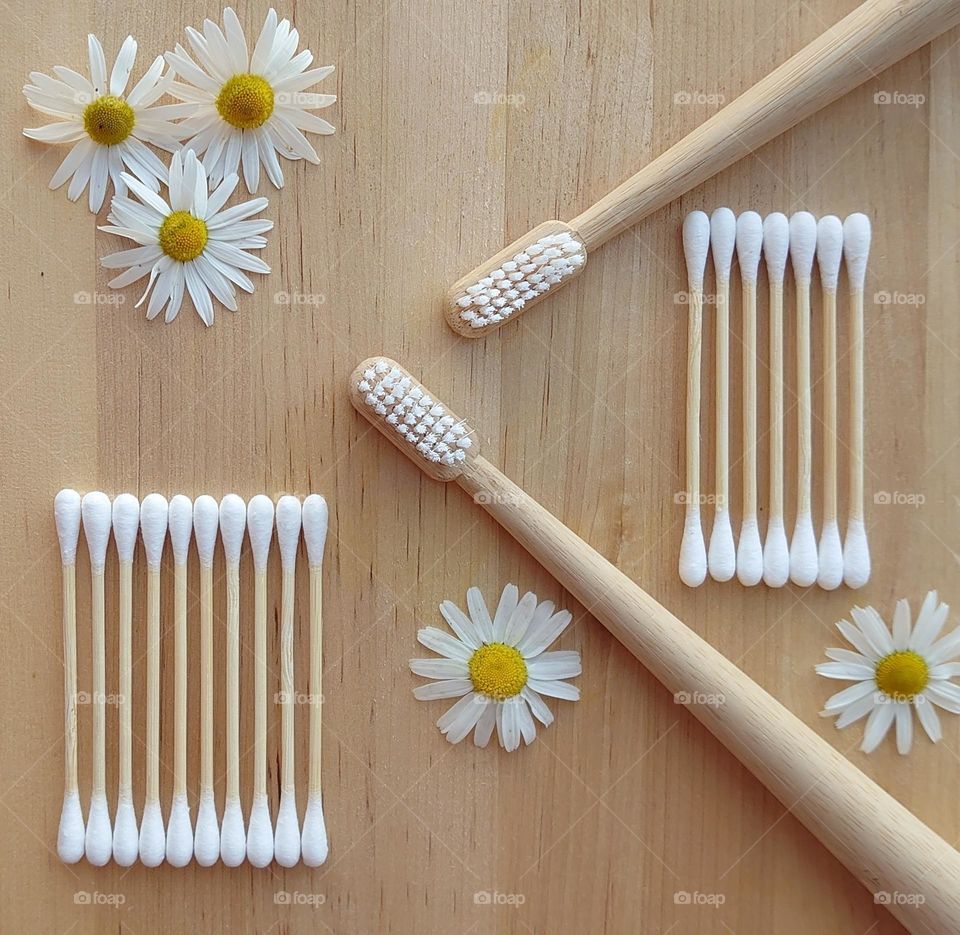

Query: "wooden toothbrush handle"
<box><xmin>458</xmin><ymin>454</ymin><xmax>960</xmax><ymax>934</ymax></box>
<box><xmin>570</xmin><ymin>0</ymin><xmax>960</xmax><ymax>249</ymax></box>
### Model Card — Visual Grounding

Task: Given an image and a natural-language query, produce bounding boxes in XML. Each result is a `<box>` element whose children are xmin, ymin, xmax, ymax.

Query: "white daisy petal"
<box><xmin>437</xmin><ymin>693</ymin><xmax>478</xmax><ymax>733</ymax></box>
<box><xmin>194</xmin><ymin>255</ymin><xmax>238</xmax><ymax>311</ymax></box>
<box><xmin>53</xmin><ymin>65</ymin><xmax>94</xmax><ymax>99</ymax></box>
<box><xmin>503</xmin><ymin>591</ymin><xmax>538</xmax><ymax>647</ymax></box>
<box><xmin>926</xmin><ymin>624</ymin><xmax>960</xmax><ymax>666</ymax></box>
<box><xmin>445</xmin><ymin>696</ymin><xmax>487</xmax><ymax>745</ymax></box>
<box><xmin>99</xmin><ymin>224</ymin><xmax>158</xmax><ymax>246</ymax></box>
<box><xmin>120</xmin><ymin>173</ymin><xmax>171</xmax><ymax>215</ymax></box>
<box><xmin>925</xmin><ymin>681</ymin><xmax>960</xmax><ymax>714</ymax></box>
<box><xmin>930</xmin><ymin>662</ymin><xmax>960</xmax><ymax>679</ymax></box>
<box><xmin>206</xmin><ymin>172</ymin><xmax>240</xmax><ymax>216</ymax></box>
<box><xmin>409</xmin><ymin>656</ymin><xmax>470</xmax><ymax>680</ymax></box>
<box><xmin>466</xmin><ymin>587</ymin><xmax>494</xmax><ymax>643</ymax></box>
<box><xmin>66</xmin><ymin>151</ymin><xmax>93</xmax><ymax>202</ymax></box>
<box><xmin>911</xmin><ymin>596</ymin><xmax>949</xmax><ymax>653</ymax></box>
<box><xmin>515</xmin><ymin>699</ymin><xmax>537</xmax><ymax>745</ymax></box>
<box><xmin>110</xmin><ymin>36</ymin><xmax>137</xmax><ymax>97</ymax></box>
<box><xmin>498</xmin><ymin>699</ymin><xmax>520</xmax><ymax>752</ymax></box>
<box><xmin>222</xmin><ymin>7</ymin><xmax>250</xmax><ymax>73</ymax></box>
<box><xmin>204</xmin><ymin>240</ymin><xmax>270</xmax><ymax>273</ymax></box>
<box><xmin>100</xmin><ymin>244</ymin><xmax>163</xmax><ymax>268</ymax></box>
<box><xmin>241</xmin><ymin>129</ymin><xmax>260</xmax><ymax>193</ymax></box>
<box><xmin>416</xmin><ymin>627</ymin><xmax>472</xmax><ymax>661</ymax></box>
<box><xmin>492</xmin><ymin>584</ymin><xmax>518</xmax><ymax>642</ymax></box>
<box><xmin>814</xmin><ymin>662</ymin><xmax>875</xmax><ymax>681</ymax></box>
<box><xmin>892</xmin><ymin>599</ymin><xmax>911</xmax><ymax>650</ymax></box>
<box><xmin>273</xmin><ymin>64</ymin><xmax>335</xmax><ymax>93</ymax></box>
<box><xmin>833</xmin><ymin>692</ymin><xmax>877</xmax><ymax>728</ymax></box>
<box><xmin>836</xmin><ymin>619</ymin><xmax>880</xmax><ymax>661</ymax></box>
<box><xmin>88</xmin><ymin>34</ymin><xmax>108</xmax><ymax>95</ymax></box>
<box><xmin>205</xmin><ymin>252</ymin><xmax>254</xmax><ymax>293</ymax></box>
<box><xmin>526</xmin><ymin>651</ymin><xmax>582</xmax><ymax>681</ymax></box>
<box><xmin>413</xmin><ymin>679</ymin><xmax>472</xmax><ymax>702</ymax></box>
<box><xmin>915</xmin><ymin>695</ymin><xmax>942</xmax><ymax>742</ymax></box>
<box><xmin>822</xmin><ymin>679</ymin><xmax>877</xmax><ymax>713</ymax></box>
<box><xmin>851</xmin><ymin>607</ymin><xmax>894</xmax><ymax>657</ymax></box>
<box><xmin>279</xmin><ymin>108</ymin><xmax>336</xmax><ymax>136</ymax></box>
<box><xmin>108</xmin><ymin>263</ymin><xmax>155</xmax><ymax>289</ymax></box>
<box><xmin>49</xmin><ymin>139</ymin><xmax>95</xmax><ymax>190</ymax></box>
<box><xmin>250</xmin><ymin>8</ymin><xmax>279</xmax><ymax>74</ymax></box>
<box><xmin>823</xmin><ymin>647</ymin><xmax>872</xmax><ymax>667</ymax></box>
<box><xmin>894</xmin><ymin>702</ymin><xmax>913</xmax><ymax>755</ymax></box>
<box><xmin>527</xmin><ymin>677</ymin><xmax>580</xmax><ymax>701</ymax></box>
<box><xmin>165</xmin><ymin>47</ymin><xmax>221</xmax><ymax>95</ymax></box>
<box><xmin>207</xmin><ymin>197</ymin><xmax>270</xmax><ymax>229</ymax></box>
<box><xmin>518</xmin><ymin>608</ymin><xmax>572</xmax><ymax>658</ymax></box>
<box><xmin>184</xmin><ymin>261</ymin><xmax>214</xmax><ymax>326</ymax></box>
<box><xmin>473</xmin><ymin>701</ymin><xmax>497</xmax><ymax>747</ymax></box>
<box><xmin>148</xmin><ymin>265</ymin><xmax>175</xmax><ymax>320</ymax></box>
<box><xmin>521</xmin><ymin>686</ymin><xmax>554</xmax><ymax>726</ymax></box>
<box><xmin>860</xmin><ymin>702</ymin><xmax>896</xmax><ymax>753</ymax></box>
<box><xmin>165</xmin><ymin>267</ymin><xmax>186</xmax><ymax>322</ymax></box>
<box><xmin>23</xmin><ymin>122</ymin><xmax>86</xmax><ymax>144</ymax></box>
<box><xmin>256</xmin><ymin>126</ymin><xmax>284</xmax><ymax>187</ymax></box>
<box><xmin>126</xmin><ymin>55</ymin><xmax>165</xmax><ymax>108</ymax></box>
<box><xmin>88</xmin><ymin>144</ymin><xmax>110</xmax><ymax>212</ymax></box>
<box><xmin>439</xmin><ymin>601</ymin><xmax>480</xmax><ymax>650</ymax></box>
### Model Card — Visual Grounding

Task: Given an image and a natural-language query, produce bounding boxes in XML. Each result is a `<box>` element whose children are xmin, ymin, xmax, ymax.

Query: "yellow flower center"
<box><xmin>216</xmin><ymin>74</ymin><xmax>275</xmax><ymax>129</ymax></box>
<box><xmin>468</xmin><ymin>643</ymin><xmax>527</xmax><ymax>700</ymax></box>
<box><xmin>83</xmin><ymin>95</ymin><xmax>135</xmax><ymax>146</ymax></box>
<box><xmin>159</xmin><ymin>211</ymin><xmax>208</xmax><ymax>263</ymax></box>
<box><xmin>875</xmin><ymin>650</ymin><xmax>929</xmax><ymax>701</ymax></box>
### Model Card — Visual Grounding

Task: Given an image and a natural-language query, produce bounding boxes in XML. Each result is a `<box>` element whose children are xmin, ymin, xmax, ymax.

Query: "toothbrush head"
<box><xmin>350</xmin><ymin>357</ymin><xmax>477</xmax><ymax>482</ymax></box>
<box><xmin>445</xmin><ymin>221</ymin><xmax>587</xmax><ymax>338</ymax></box>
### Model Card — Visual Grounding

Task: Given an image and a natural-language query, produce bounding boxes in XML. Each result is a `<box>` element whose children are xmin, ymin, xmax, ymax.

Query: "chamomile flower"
<box><xmin>99</xmin><ymin>149</ymin><xmax>271</xmax><ymax>325</ymax></box>
<box><xmin>410</xmin><ymin>584</ymin><xmax>581</xmax><ymax>752</ymax></box>
<box><xmin>23</xmin><ymin>34</ymin><xmax>190</xmax><ymax>212</ymax></box>
<box><xmin>817</xmin><ymin>592</ymin><xmax>960</xmax><ymax>755</ymax></box>
<box><xmin>165</xmin><ymin>8</ymin><xmax>336</xmax><ymax>193</ymax></box>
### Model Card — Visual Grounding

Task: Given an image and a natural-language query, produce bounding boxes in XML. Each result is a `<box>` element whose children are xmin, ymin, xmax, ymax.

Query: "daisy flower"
<box><xmin>23</xmin><ymin>34</ymin><xmax>190</xmax><ymax>212</ymax></box>
<box><xmin>100</xmin><ymin>149</ymin><xmax>271</xmax><ymax>325</ymax></box>
<box><xmin>816</xmin><ymin>591</ymin><xmax>960</xmax><ymax>755</ymax></box>
<box><xmin>410</xmin><ymin>584</ymin><xmax>581</xmax><ymax>752</ymax></box>
<box><xmin>165</xmin><ymin>8</ymin><xmax>336</xmax><ymax>193</ymax></box>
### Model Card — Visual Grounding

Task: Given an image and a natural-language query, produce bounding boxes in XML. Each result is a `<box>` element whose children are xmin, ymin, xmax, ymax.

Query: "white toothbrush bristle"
<box><xmin>816</xmin><ymin>215</ymin><xmax>843</xmax><ymax>292</ymax></box>
<box><xmin>789</xmin><ymin>211</ymin><xmax>817</xmax><ymax>279</ymax></box>
<box><xmin>761</xmin><ymin>212</ymin><xmax>789</xmax><ymax>282</ymax></box>
<box><xmin>54</xmin><ymin>488</ymin><xmax>82</xmax><ymax>565</ymax></box>
<box><xmin>682</xmin><ymin>211</ymin><xmax>710</xmax><ymax>288</ymax></box>
<box><xmin>709</xmin><ymin>207</ymin><xmax>736</xmax><ymax>277</ymax></box>
<box><xmin>735</xmin><ymin>211</ymin><xmax>763</xmax><ymax>284</ymax></box>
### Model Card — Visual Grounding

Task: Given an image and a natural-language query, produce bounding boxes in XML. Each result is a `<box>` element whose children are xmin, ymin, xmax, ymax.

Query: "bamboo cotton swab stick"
<box><xmin>55</xmin><ymin>489</ymin><xmax>84</xmax><ymax>864</ymax></box>
<box><xmin>111</xmin><ymin>494</ymin><xmax>140</xmax><ymax>866</ymax></box>
<box><xmin>761</xmin><ymin>214</ymin><xmax>790</xmax><ymax>587</ymax></box>
<box><xmin>735</xmin><ymin>212</ymin><xmax>764</xmax><ymax>586</ymax></box>
<box><xmin>139</xmin><ymin>493</ymin><xmax>168</xmax><ymax>866</ymax></box>
<box><xmin>788</xmin><ymin>212</ymin><xmax>819</xmax><ymax>587</ymax></box>
<box><xmin>301</xmin><ymin>494</ymin><xmax>329</xmax><ymax>866</ymax></box>
<box><xmin>246</xmin><ymin>495</ymin><xmax>275</xmax><ymax>868</ymax></box>
<box><xmin>842</xmin><ymin>213</ymin><xmax>872</xmax><ymax>589</ymax></box>
<box><xmin>192</xmin><ymin>496</ymin><xmax>220</xmax><ymax>866</ymax></box>
<box><xmin>275</xmin><ymin>496</ymin><xmax>303</xmax><ymax>867</ymax></box>
<box><xmin>166</xmin><ymin>496</ymin><xmax>194</xmax><ymax>866</ymax></box>
<box><xmin>815</xmin><ymin>217</ymin><xmax>845</xmax><ymax>590</ymax></box>
<box><xmin>81</xmin><ymin>491</ymin><xmax>112</xmax><ymax>866</ymax></box>
<box><xmin>219</xmin><ymin>494</ymin><xmax>247</xmax><ymax>866</ymax></box>
<box><xmin>679</xmin><ymin>211</ymin><xmax>709</xmax><ymax>588</ymax></box>
<box><xmin>708</xmin><ymin>207</ymin><xmax>736</xmax><ymax>581</ymax></box>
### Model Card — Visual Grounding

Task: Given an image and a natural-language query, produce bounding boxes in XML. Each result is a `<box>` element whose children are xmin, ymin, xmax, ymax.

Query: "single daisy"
<box><xmin>816</xmin><ymin>591</ymin><xmax>960</xmax><ymax>755</ymax></box>
<box><xmin>99</xmin><ymin>148</ymin><xmax>271</xmax><ymax>325</ymax></box>
<box><xmin>410</xmin><ymin>584</ymin><xmax>581</xmax><ymax>752</ymax></box>
<box><xmin>23</xmin><ymin>34</ymin><xmax>190</xmax><ymax>212</ymax></box>
<box><xmin>165</xmin><ymin>7</ymin><xmax>336</xmax><ymax>193</ymax></box>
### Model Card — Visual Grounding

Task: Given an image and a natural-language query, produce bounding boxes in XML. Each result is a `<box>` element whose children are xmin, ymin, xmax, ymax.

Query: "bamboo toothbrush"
<box><xmin>444</xmin><ymin>0</ymin><xmax>960</xmax><ymax>338</ymax></box>
<box><xmin>80</xmin><ymin>491</ymin><xmax>112</xmax><ymax>866</ymax></box>
<box><xmin>788</xmin><ymin>212</ymin><xmax>819</xmax><ymax>587</ymax></box>
<box><xmin>111</xmin><ymin>493</ymin><xmax>139</xmax><ymax>866</ymax></box>
<box><xmin>815</xmin><ymin>217</ymin><xmax>845</xmax><ymax>590</ymax></box>
<box><xmin>735</xmin><ymin>211</ymin><xmax>764</xmax><ymax>586</ymax></box>
<box><xmin>842</xmin><ymin>213</ymin><xmax>872</xmax><ymax>588</ymax></box>
<box><xmin>708</xmin><ymin>208</ymin><xmax>736</xmax><ymax>581</ymax></box>
<box><xmin>246</xmin><ymin>495</ymin><xmax>275</xmax><ymax>868</ymax></box>
<box><xmin>301</xmin><ymin>494</ymin><xmax>329</xmax><ymax>866</ymax></box>
<box><xmin>350</xmin><ymin>357</ymin><xmax>960</xmax><ymax>933</ymax></box>
<box><xmin>274</xmin><ymin>495</ymin><xmax>302</xmax><ymax>868</ymax></box>
<box><xmin>679</xmin><ymin>211</ymin><xmax>708</xmax><ymax>588</ymax></box>
<box><xmin>54</xmin><ymin>489</ymin><xmax>84</xmax><ymax>864</ymax></box>
<box><xmin>761</xmin><ymin>214</ymin><xmax>790</xmax><ymax>587</ymax></box>
<box><xmin>192</xmin><ymin>495</ymin><xmax>220</xmax><ymax>866</ymax></box>
<box><xmin>138</xmin><ymin>493</ymin><xmax>168</xmax><ymax>866</ymax></box>
<box><xmin>219</xmin><ymin>494</ymin><xmax>246</xmax><ymax>867</ymax></box>
<box><xmin>166</xmin><ymin>495</ymin><xmax>194</xmax><ymax>866</ymax></box>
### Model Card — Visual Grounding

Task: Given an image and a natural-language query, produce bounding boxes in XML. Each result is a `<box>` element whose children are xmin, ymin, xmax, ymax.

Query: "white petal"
<box><xmin>526</xmin><ymin>651</ymin><xmax>582</xmax><ymax>681</ymax></box>
<box><xmin>473</xmin><ymin>701</ymin><xmax>497</xmax><ymax>747</ymax></box>
<box><xmin>241</xmin><ymin>129</ymin><xmax>261</xmax><ymax>194</ymax></box>
<box><xmin>66</xmin><ymin>148</ymin><xmax>93</xmax><ymax>201</ymax></box>
<box><xmin>894</xmin><ymin>703</ymin><xmax>913</xmax><ymax>755</ymax></box>
<box><xmin>515</xmin><ymin>699</ymin><xmax>537</xmax><ymax>745</ymax></box>
<box><xmin>814</xmin><ymin>662</ymin><xmax>876</xmax><ymax>681</ymax></box>
<box><xmin>100</xmin><ymin>244</ymin><xmax>163</xmax><ymax>268</ymax></box>
<box><xmin>256</xmin><ymin>126</ymin><xmax>284</xmax><ymax>187</ymax></box>
<box><xmin>503</xmin><ymin>591</ymin><xmax>537</xmax><ymax>647</ymax></box>
<box><xmin>110</xmin><ymin>36</ymin><xmax>137</xmax><ymax>96</ymax></box>
<box><xmin>53</xmin><ymin>66</ymin><xmax>94</xmax><ymax>99</ymax></box>
<box><xmin>164</xmin><ymin>47</ymin><xmax>221</xmax><ymax>95</ymax></box>
<box><xmin>436</xmin><ymin>693</ymin><xmax>478</xmax><ymax>733</ymax></box>
<box><xmin>23</xmin><ymin>121</ymin><xmax>86</xmax><ymax>144</ymax></box>
<box><xmin>184</xmin><ymin>261</ymin><xmax>214</xmax><ymax>326</ymax></box>
<box><xmin>833</xmin><ymin>692</ymin><xmax>877</xmax><ymax>728</ymax></box>
<box><xmin>930</xmin><ymin>662</ymin><xmax>960</xmax><ymax>679</ymax></box>
<box><xmin>108</xmin><ymin>263</ymin><xmax>155</xmax><ymax>288</ymax></box>
<box><xmin>466</xmin><ymin>587</ymin><xmax>494</xmax><ymax>643</ymax></box>
<box><xmin>88</xmin><ymin>144</ymin><xmax>110</xmax><ymax>212</ymax></box>
<box><xmin>822</xmin><ymin>679</ymin><xmax>877</xmax><ymax>713</ymax></box>
<box><xmin>250</xmin><ymin>8</ymin><xmax>279</xmax><ymax>74</ymax></box>
<box><xmin>823</xmin><ymin>648</ymin><xmax>872</xmax><ymax>667</ymax></box>
<box><xmin>527</xmin><ymin>677</ymin><xmax>579</xmax><ymax>701</ymax></box>
<box><xmin>207</xmin><ymin>198</ymin><xmax>269</xmax><ymax>229</ymax></box>
<box><xmin>445</xmin><ymin>695</ymin><xmax>487</xmax><ymax>745</ymax></box>
<box><xmin>222</xmin><ymin>7</ymin><xmax>249</xmax><ymax>73</ymax></box>
<box><xmin>206</xmin><ymin>172</ymin><xmax>240</xmax><ymax>216</ymax></box>
<box><xmin>126</xmin><ymin>55</ymin><xmax>165</xmax><ymax>108</ymax></box>
<box><xmin>165</xmin><ymin>267</ymin><xmax>186</xmax><ymax>322</ymax></box>
<box><xmin>194</xmin><ymin>255</ymin><xmax>237</xmax><ymax>311</ymax></box>
<box><xmin>492</xmin><ymin>584</ymin><xmax>518</xmax><ymax>642</ymax></box>
<box><xmin>521</xmin><ymin>686</ymin><xmax>554</xmax><ymax>726</ymax></box>
<box><xmin>851</xmin><ymin>606</ymin><xmax>894</xmax><ymax>657</ymax></box>
<box><xmin>99</xmin><ymin>225</ymin><xmax>158</xmax><ymax>246</ymax></box>
<box><xmin>204</xmin><ymin>240</ymin><xmax>269</xmax><ymax>273</ymax></box>
<box><xmin>925</xmin><ymin>680</ymin><xmax>960</xmax><ymax>713</ymax></box>
<box><xmin>88</xmin><ymin>34</ymin><xmax>108</xmax><ymax>95</ymax></box>
<box><xmin>416</xmin><ymin>627</ymin><xmax>472</xmax><ymax>661</ymax></box>
<box><xmin>278</xmin><ymin>107</ymin><xmax>336</xmax><ymax>136</ymax></box>
<box><xmin>860</xmin><ymin>702</ymin><xmax>895</xmax><ymax>753</ymax></box>
<box><xmin>439</xmin><ymin>601</ymin><xmax>480</xmax><ymax>650</ymax></box>
<box><xmin>892</xmin><ymin>599</ymin><xmax>911</xmax><ymax>650</ymax></box>
<box><xmin>518</xmin><ymin>608</ymin><xmax>572</xmax><ymax>658</ymax></box>
<box><xmin>915</xmin><ymin>695</ymin><xmax>942</xmax><ymax>742</ymax></box>
<box><xmin>911</xmin><ymin>597</ymin><xmax>949</xmax><ymax>653</ymax></box>
<box><xmin>273</xmin><ymin>64</ymin><xmax>335</xmax><ymax>93</ymax></box>
<box><xmin>49</xmin><ymin>138</ymin><xmax>94</xmax><ymax>189</ymax></box>
<box><xmin>413</xmin><ymin>679</ymin><xmax>472</xmax><ymax>701</ymax></box>
<box><xmin>122</xmin><ymin>172</ymin><xmax>171</xmax><ymax>215</ymax></box>
<box><xmin>498</xmin><ymin>699</ymin><xmax>520</xmax><ymax>752</ymax></box>
<box><xmin>926</xmin><ymin>625</ymin><xmax>960</xmax><ymax>666</ymax></box>
<box><xmin>836</xmin><ymin>619</ymin><xmax>881</xmax><ymax>661</ymax></box>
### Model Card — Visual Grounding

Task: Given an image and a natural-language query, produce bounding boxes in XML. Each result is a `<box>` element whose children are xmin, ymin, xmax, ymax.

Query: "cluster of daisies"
<box><xmin>23</xmin><ymin>9</ymin><xmax>335</xmax><ymax>325</ymax></box>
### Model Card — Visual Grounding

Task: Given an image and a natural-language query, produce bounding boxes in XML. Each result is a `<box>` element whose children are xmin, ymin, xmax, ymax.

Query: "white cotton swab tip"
<box><xmin>220</xmin><ymin>799</ymin><xmax>246</xmax><ymax>867</ymax></box>
<box><xmin>138</xmin><ymin>800</ymin><xmax>166</xmax><ymax>867</ymax></box>
<box><xmin>166</xmin><ymin>794</ymin><xmax>193</xmax><ymax>867</ymax></box>
<box><xmin>708</xmin><ymin>511</ymin><xmax>736</xmax><ymax>582</ymax></box>
<box><xmin>193</xmin><ymin>791</ymin><xmax>220</xmax><ymax>867</ymax></box>
<box><xmin>84</xmin><ymin>792</ymin><xmax>112</xmax><ymax>866</ymax></box>
<box><xmin>682</xmin><ymin>210</ymin><xmax>710</xmax><ymax>288</ymax></box>
<box><xmin>193</xmin><ymin>495</ymin><xmax>219</xmax><ymax>568</ymax></box>
<box><xmin>219</xmin><ymin>494</ymin><xmax>246</xmax><ymax>565</ymax></box>
<box><xmin>57</xmin><ymin>789</ymin><xmax>85</xmax><ymax>864</ymax></box>
<box><xmin>302</xmin><ymin>494</ymin><xmax>329</xmax><ymax>567</ymax></box>
<box><xmin>246</xmin><ymin>494</ymin><xmax>275</xmax><ymax>571</ymax></box>
<box><xmin>843</xmin><ymin>213</ymin><xmax>872</xmax><ymax>290</ymax></box>
<box><xmin>112</xmin><ymin>792</ymin><xmax>138</xmax><ymax>866</ymax></box>
<box><xmin>817</xmin><ymin>520</ymin><xmax>844</xmax><ymax>590</ymax></box>
<box><xmin>816</xmin><ymin>215</ymin><xmax>843</xmax><ymax>292</ymax></box>
<box><xmin>679</xmin><ymin>508</ymin><xmax>707</xmax><ymax>588</ymax></box>
<box><xmin>80</xmin><ymin>491</ymin><xmax>111</xmax><ymax>572</ymax></box>
<box><xmin>788</xmin><ymin>211</ymin><xmax>817</xmax><ymax>281</ymax></box>
<box><xmin>709</xmin><ymin>207</ymin><xmax>736</xmax><ymax>278</ymax></box>
<box><xmin>276</xmin><ymin>495</ymin><xmax>302</xmax><ymax>570</ymax></box>
<box><xmin>274</xmin><ymin>792</ymin><xmax>301</xmax><ymax>867</ymax></box>
<box><xmin>111</xmin><ymin>494</ymin><xmax>140</xmax><ymax>563</ymax></box>
<box><xmin>140</xmin><ymin>494</ymin><xmax>169</xmax><ymax>568</ymax></box>
<box><xmin>302</xmin><ymin>793</ymin><xmax>329</xmax><ymax>867</ymax></box>
<box><xmin>844</xmin><ymin>518</ymin><xmax>871</xmax><ymax>589</ymax></box>
<box><xmin>762</xmin><ymin>518</ymin><xmax>790</xmax><ymax>588</ymax></box>
<box><xmin>246</xmin><ymin>793</ymin><xmax>274</xmax><ymax>868</ymax></box>
<box><xmin>762</xmin><ymin>212</ymin><xmax>789</xmax><ymax>282</ymax></box>
<box><xmin>54</xmin><ymin>488</ymin><xmax>82</xmax><ymax>565</ymax></box>
<box><xmin>168</xmin><ymin>494</ymin><xmax>193</xmax><ymax>566</ymax></box>
<box><xmin>736</xmin><ymin>518</ymin><xmax>763</xmax><ymax>586</ymax></box>
<box><xmin>790</xmin><ymin>514</ymin><xmax>819</xmax><ymax>587</ymax></box>
<box><xmin>735</xmin><ymin>211</ymin><xmax>763</xmax><ymax>285</ymax></box>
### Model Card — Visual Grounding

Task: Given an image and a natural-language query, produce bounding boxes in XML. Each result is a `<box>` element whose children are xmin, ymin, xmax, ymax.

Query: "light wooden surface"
<box><xmin>1</xmin><ymin>1</ymin><xmax>958</xmax><ymax>933</ymax></box>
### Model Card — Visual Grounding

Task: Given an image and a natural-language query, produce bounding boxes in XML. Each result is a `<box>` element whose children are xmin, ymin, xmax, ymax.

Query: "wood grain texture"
<box><xmin>1</xmin><ymin>1</ymin><xmax>959</xmax><ymax>933</ymax></box>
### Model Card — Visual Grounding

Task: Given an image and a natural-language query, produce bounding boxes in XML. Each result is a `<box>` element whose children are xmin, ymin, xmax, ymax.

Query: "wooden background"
<box><xmin>2</xmin><ymin>1</ymin><xmax>959</xmax><ymax>932</ymax></box>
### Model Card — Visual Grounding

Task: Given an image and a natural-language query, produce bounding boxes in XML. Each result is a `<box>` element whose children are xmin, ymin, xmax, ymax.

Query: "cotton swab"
<box><xmin>708</xmin><ymin>207</ymin><xmax>737</xmax><ymax>581</ymax></box>
<box><xmin>301</xmin><ymin>494</ymin><xmax>329</xmax><ymax>866</ymax></box>
<box><xmin>139</xmin><ymin>493</ymin><xmax>168</xmax><ymax>866</ymax></box>
<box><xmin>788</xmin><ymin>212</ymin><xmax>819</xmax><ymax>587</ymax></box>
<box><xmin>735</xmin><ymin>212</ymin><xmax>764</xmax><ymax>586</ymax></box>
<box><xmin>192</xmin><ymin>496</ymin><xmax>220</xmax><ymax>866</ymax></box>
<box><xmin>219</xmin><ymin>494</ymin><xmax>247</xmax><ymax>867</ymax></box>
<box><xmin>246</xmin><ymin>495</ymin><xmax>275</xmax><ymax>868</ymax></box>
<box><xmin>166</xmin><ymin>496</ymin><xmax>194</xmax><ymax>866</ymax></box>
<box><xmin>679</xmin><ymin>211</ymin><xmax>709</xmax><ymax>588</ymax></box>
<box><xmin>275</xmin><ymin>496</ymin><xmax>302</xmax><ymax>867</ymax></box>
<box><xmin>843</xmin><ymin>213</ymin><xmax>872</xmax><ymax>589</ymax></box>
<box><xmin>80</xmin><ymin>491</ymin><xmax>112</xmax><ymax>866</ymax></box>
<box><xmin>111</xmin><ymin>494</ymin><xmax>139</xmax><ymax>866</ymax></box>
<box><xmin>815</xmin><ymin>217</ymin><xmax>844</xmax><ymax>590</ymax></box>
<box><xmin>761</xmin><ymin>214</ymin><xmax>790</xmax><ymax>587</ymax></box>
<box><xmin>55</xmin><ymin>489</ymin><xmax>84</xmax><ymax>864</ymax></box>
